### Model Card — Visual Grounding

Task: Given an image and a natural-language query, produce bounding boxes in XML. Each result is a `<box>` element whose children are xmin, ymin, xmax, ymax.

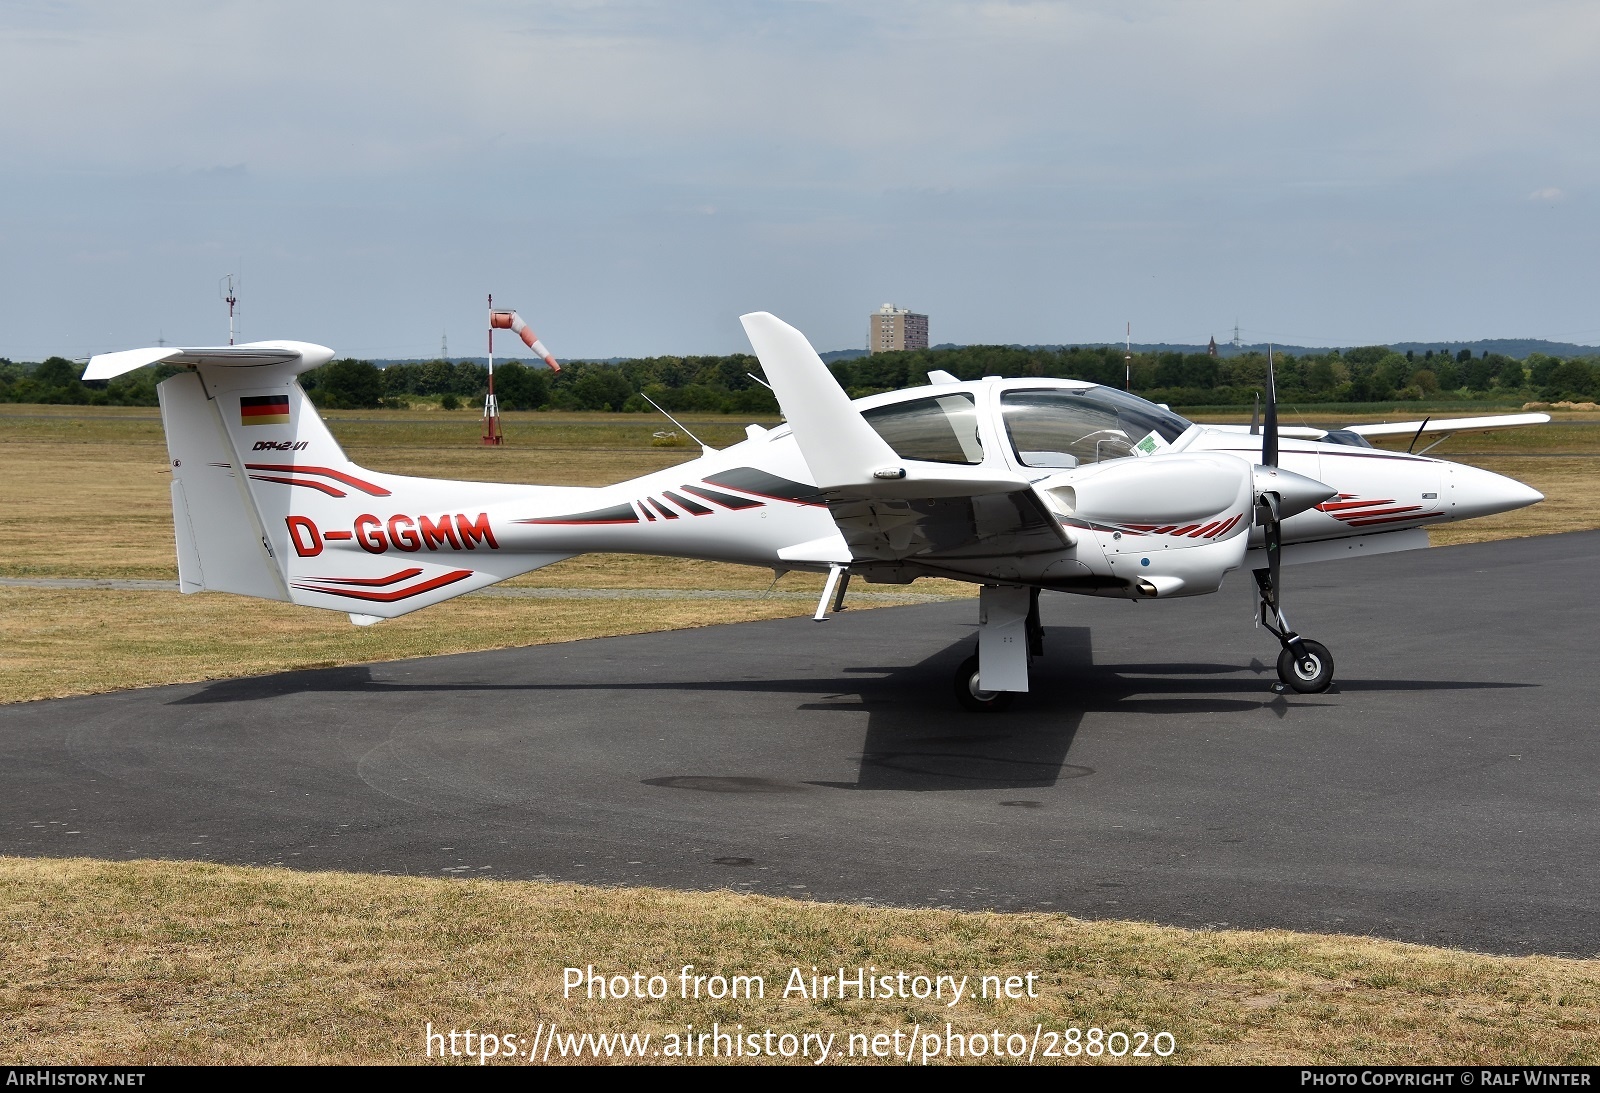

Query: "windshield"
<box><xmin>1001</xmin><ymin>388</ymin><xmax>1192</xmax><ymax>469</ymax></box>
<box><xmin>862</xmin><ymin>393</ymin><xmax>984</xmax><ymax>465</ymax></box>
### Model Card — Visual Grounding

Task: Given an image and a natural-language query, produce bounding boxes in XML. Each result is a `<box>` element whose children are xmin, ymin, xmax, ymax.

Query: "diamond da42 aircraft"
<box><xmin>86</xmin><ymin>312</ymin><xmax>1547</xmax><ymax>709</ymax></box>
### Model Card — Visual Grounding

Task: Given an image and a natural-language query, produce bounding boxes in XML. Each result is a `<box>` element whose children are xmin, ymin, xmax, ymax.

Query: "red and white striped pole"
<box><xmin>483</xmin><ymin>301</ymin><xmax>559</xmax><ymax>446</ymax></box>
<box><xmin>482</xmin><ymin>293</ymin><xmax>503</xmax><ymax>446</ymax></box>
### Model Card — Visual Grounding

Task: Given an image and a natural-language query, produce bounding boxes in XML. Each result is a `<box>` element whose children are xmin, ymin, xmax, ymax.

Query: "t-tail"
<box><xmin>88</xmin><ymin>342</ymin><xmax>591</xmax><ymax>622</ymax></box>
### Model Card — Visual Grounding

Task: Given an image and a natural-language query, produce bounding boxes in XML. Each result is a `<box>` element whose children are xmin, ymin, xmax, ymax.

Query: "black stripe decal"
<box><xmin>702</xmin><ymin>467</ymin><xmax>825</xmax><ymax>505</ymax></box>
<box><xmin>662</xmin><ymin>489</ymin><xmax>713</xmax><ymax>515</ymax></box>
<box><xmin>648</xmin><ymin>498</ymin><xmax>679</xmax><ymax>520</ymax></box>
<box><xmin>639</xmin><ymin>501</ymin><xmax>656</xmax><ymax>522</ymax></box>
<box><xmin>515</xmin><ymin>503</ymin><xmax>640</xmax><ymax>525</ymax></box>
<box><xmin>680</xmin><ymin>483</ymin><xmax>764</xmax><ymax>510</ymax></box>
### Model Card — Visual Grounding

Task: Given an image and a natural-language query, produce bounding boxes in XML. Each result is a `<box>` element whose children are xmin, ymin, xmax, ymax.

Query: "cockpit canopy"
<box><xmin>858</xmin><ymin>384</ymin><xmax>1193</xmax><ymax>471</ymax></box>
<box><xmin>1000</xmin><ymin>387</ymin><xmax>1191</xmax><ymax>469</ymax></box>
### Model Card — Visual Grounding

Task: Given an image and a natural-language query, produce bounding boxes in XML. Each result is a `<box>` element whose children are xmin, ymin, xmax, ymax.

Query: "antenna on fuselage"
<box><xmin>639</xmin><ymin>392</ymin><xmax>714</xmax><ymax>456</ymax></box>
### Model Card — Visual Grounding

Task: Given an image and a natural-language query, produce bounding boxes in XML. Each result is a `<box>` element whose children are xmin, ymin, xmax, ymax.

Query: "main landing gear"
<box><xmin>954</xmin><ymin>586</ymin><xmax>1043</xmax><ymax>712</ymax></box>
<box><xmin>1252</xmin><ymin>567</ymin><xmax>1335</xmax><ymax>694</ymax></box>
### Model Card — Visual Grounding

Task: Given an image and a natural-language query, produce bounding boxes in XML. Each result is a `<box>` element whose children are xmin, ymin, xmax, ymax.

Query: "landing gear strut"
<box><xmin>1252</xmin><ymin>567</ymin><xmax>1334</xmax><ymax>694</ymax></box>
<box><xmin>1251</xmin><ymin>346</ymin><xmax>1336</xmax><ymax>696</ymax></box>
<box><xmin>953</xmin><ymin>586</ymin><xmax>1040</xmax><ymax>712</ymax></box>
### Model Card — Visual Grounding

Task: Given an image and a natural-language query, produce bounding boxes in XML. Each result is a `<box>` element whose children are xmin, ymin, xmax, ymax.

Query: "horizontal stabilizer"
<box><xmin>84</xmin><ymin>341</ymin><xmax>334</xmax><ymax>381</ymax></box>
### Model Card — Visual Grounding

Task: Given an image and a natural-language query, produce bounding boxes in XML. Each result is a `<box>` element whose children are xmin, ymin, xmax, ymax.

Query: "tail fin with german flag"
<box><xmin>90</xmin><ymin>342</ymin><xmax>586</xmax><ymax>622</ymax></box>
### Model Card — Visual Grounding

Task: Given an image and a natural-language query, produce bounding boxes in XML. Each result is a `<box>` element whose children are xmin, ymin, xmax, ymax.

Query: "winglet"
<box><xmin>739</xmin><ymin>312</ymin><xmax>900</xmax><ymax>489</ymax></box>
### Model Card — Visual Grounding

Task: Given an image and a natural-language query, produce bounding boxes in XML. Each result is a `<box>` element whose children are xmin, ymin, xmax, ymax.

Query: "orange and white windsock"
<box><xmin>489</xmin><ymin>310</ymin><xmax>560</xmax><ymax>371</ymax></box>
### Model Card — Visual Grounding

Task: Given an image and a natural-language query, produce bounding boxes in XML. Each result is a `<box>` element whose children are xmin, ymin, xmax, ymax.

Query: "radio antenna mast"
<box><xmin>220</xmin><ymin>274</ymin><xmax>239</xmax><ymax>345</ymax></box>
<box><xmin>1124</xmin><ymin>321</ymin><xmax>1132</xmax><ymax>391</ymax></box>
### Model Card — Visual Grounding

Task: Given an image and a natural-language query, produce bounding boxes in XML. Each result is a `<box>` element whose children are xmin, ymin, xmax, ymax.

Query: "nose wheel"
<box><xmin>1254</xmin><ymin>568</ymin><xmax>1335</xmax><ymax>695</ymax></box>
<box><xmin>1275</xmin><ymin>638</ymin><xmax>1333</xmax><ymax>694</ymax></box>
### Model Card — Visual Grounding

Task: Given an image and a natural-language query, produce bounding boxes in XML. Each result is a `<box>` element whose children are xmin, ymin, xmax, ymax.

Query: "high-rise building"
<box><xmin>869</xmin><ymin>303</ymin><xmax>928</xmax><ymax>353</ymax></box>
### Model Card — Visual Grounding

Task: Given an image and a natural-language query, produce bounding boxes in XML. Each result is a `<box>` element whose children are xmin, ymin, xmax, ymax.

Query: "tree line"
<box><xmin>5</xmin><ymin>342</ymin><xmax>1600</xmax><ymax>411</ymax></box>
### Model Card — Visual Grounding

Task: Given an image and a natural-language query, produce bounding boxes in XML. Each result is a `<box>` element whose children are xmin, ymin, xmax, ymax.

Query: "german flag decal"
<box><xmin>240</xmin><ymin>394</ymin><xmax>290</xmax><ymax>426</ymax></box>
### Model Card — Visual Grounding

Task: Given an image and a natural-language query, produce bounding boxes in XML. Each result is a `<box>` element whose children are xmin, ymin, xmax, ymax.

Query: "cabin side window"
<box><xmin>861</xmin><ymin>393</ymin><xmax>984</xmax><ymax>465</ymax></box>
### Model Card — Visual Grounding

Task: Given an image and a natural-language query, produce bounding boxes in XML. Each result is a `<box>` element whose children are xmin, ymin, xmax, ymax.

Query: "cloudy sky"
<box><xmin>3</xmin><ymin>0</ymin><xmax>1598</xmax><ymax>360</ymax></box>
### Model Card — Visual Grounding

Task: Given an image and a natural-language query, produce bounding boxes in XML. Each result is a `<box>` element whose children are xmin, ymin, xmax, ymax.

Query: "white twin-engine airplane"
<box><xmin>86</xmin><ymin>313</ymin><xmax>1547</xmax><ymax>710</ymax></box>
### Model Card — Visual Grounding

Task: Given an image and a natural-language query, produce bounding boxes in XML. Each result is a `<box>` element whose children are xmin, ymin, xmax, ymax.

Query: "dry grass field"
<box><xmin>3</xmin><ymin>403</ymin><xmax>1598</xmax><ymax>1066</ymax></box>
<box><xmin>2</xmin><ymin>405</ymin><xmax>1591</xmax><ymax>704</ymax></box>
<box><xmin>3</xmin><ymin>857</ymin><xmax>1598</xmax><ymax>1066</ymax></box>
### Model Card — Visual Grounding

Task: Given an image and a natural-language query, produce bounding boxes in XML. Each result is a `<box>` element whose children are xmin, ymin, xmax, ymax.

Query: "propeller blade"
<box><xmin>1262</xmin><ymin>344</ymin><xmax>1278</xmax><ymax>469</ymax></box>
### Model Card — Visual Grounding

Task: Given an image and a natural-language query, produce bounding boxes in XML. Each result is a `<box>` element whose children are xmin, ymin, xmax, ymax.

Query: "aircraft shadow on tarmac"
<box><xmin>171</xmin><ymin>625</ymin><xmax>1536</xmax><ymax>794</ymax></box>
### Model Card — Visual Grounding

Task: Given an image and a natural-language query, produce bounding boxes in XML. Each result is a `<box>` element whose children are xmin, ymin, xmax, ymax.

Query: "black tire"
<box><xmin>954</xmin><ymin>654</ymin><xmax>1016</xmax><ymax>712</ymax></box>
<box><xmin>1276</xmin><ymin>639</ymin><xmax>1334</xmax><ymax>694</ymax></box>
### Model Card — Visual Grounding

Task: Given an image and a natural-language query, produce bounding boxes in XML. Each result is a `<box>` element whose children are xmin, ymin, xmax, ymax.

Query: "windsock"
<box><xmin>489</xmin><ymin>310</ymin><xmax>560</xmax><ymax>371</ymax></box>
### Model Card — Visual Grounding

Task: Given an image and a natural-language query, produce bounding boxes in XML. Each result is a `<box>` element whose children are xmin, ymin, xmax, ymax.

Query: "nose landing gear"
<box><xmin>1253</xmin><ymin>567</ymin><xmax>1335</xmax><ymax>694</ymax></box>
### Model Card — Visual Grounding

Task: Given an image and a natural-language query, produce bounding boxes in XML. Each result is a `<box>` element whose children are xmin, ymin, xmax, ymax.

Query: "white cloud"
<box><xmin>1529</xmin><ymin>187</ymin><xmax>1565</xmax><ymax>201</ymax></box>
<box><xmin>3</xmin><ymin>1</ymin><xmax>1600</xmax><ymax>354</ymax></box>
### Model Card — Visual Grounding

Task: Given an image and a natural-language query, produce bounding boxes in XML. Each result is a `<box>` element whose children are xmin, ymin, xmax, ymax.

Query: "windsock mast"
<box><xmin>481</xmin><ymin>299</ymin><xmax>562</xmax><ymax>445</ymax></box>
<box><xmin>483</xmin><ymin>293</ymin><xmax>503</xmax><ymax>447</ymax></box>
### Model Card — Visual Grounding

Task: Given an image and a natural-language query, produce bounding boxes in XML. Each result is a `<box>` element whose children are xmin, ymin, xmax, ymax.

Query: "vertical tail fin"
<box><xmin>116</xmin><ymin>341</ymin><xmax>576</xmax><ymax>619</ymax></box>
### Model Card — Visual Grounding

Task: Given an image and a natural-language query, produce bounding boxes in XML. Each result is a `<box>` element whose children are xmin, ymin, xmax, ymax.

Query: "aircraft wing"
<box><xmin>739</xmin><ymin>312</ymin><xmax>1029</xmax><ymax>501</ymax></box>
<box><xmin>827</xmin><ymin>490</ymin><xmax>1069</xmax><ymax>563</ymax></box>
<box><xmin>740</xmin><ymin>311</ymin><xmax>1068</xmax><ymax>563</ymax></box>
<box><xmin>1344</xmin><ymin>412</ymin><xmax>1551</xmax><ymax>438</ymax></box>
<box><xmin>1201</xmin><ymin>412</ymin><xmax>1551</xmax><ymax>445</ymax></box>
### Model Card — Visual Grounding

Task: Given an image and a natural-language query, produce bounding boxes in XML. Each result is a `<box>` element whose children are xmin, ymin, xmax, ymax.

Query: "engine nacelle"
<box><xmin>1036</xmin><ymin>454</ymin><xmax>1255</xmax><ymax>597</ymax></box>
